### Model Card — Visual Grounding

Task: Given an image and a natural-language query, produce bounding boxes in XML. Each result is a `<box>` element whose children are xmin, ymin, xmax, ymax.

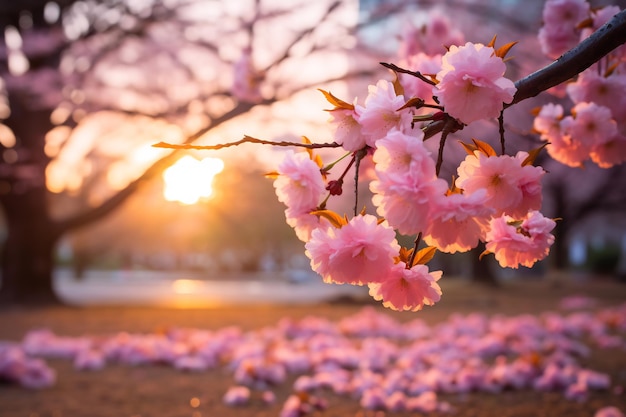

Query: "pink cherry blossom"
<box><xmin>223</xmin><ymin>385</ymin><xmax>251</xmax><ymax>406</ymax></box>
<box><xmin>510</xmin><ymin>151</ymin><xmax>545</xmax><ymax>218</ymax></box>
<box><xmin>423</xmin><ymin>190</ymin><xmax>493</xmax><ymax>253</ymax></box>
<box><xmin>567</xmin><ymin>70</ymin><xmax>626</xmax><ymax>125</ymax></box>
<box><xmin>485</xmin><ymin>211</ymin><xmax>556</xmax><ymax>269</ymax></box>
<box><xmin>368</xmin><ymin>262</ymin><xmax>443</xmax><ymax>312</ymax></box>
<box><xmin>595</xmin><ymin>406</ymin><xmax>625</xmax><ymax>417</ymax></box>
<box><xmin>550</xmin><ymin>102</ymin><xmax>620</xmax><ymax>168</ymax></box>
<box><xmin>74</xmin><ymin>349</ymin><xmax>106</xmax><ymax>371</ymax></box>
<box><xmin>434</xmin><ymin>42</ymin><xmax>516</xmax><ymax>124</ymax></box>
<box><xmin>273</xmin><ymin>150</ymin><xmax>325</xmax><ymax>214</ymax></box>
<box><xmin>328</xmin><ymin>105</ymin><xmax>366</xmax><ymax>151</ymax></box>
<box><xmin>534</xmin><ymin>103</ymin><xmax>587</xmax><ymax>167</ymax></box>
<box><xmin>544</xmin><ymin>127</ymin><xmax>590</xmax><ymax>167</ymax></box>
<box><xmin>585</xmin><ymin>6</ymin><xmax>626</xmax><ymax>62</ymax></box>
<box><xmin>562</xmin><ymin>102</ymin><xmax>618</xmax><ymax>147</ymax></box>
<box><xmin>456</xmin><ymin>152</ymin><xmax>525</xmax><ymax>217</ymax></box>
<box><xmin>542</xmin><ymin>0</ymin><xmax>590</xmax><ymax>26</ymax></box>
<box><xmin>370</xmin><ymin>131</ymin><xmax>447</xmax><ymax>235</ymax></box>
<box><xmin>533</xmin><ymin>103</ymin><xmax>564</xmax><ymax>141</ymax></box>
<box><xmin>370</xmin><ymin>169</ymin><xmax>447</xmax><ymax>236</ymax></box>
<box><xmin>539</xmin><ymin>24</ymin><xmax>582</xmax><ymax>59</ymax></box>
<box><xmin>305</xmin><ymin>214</ymin><xmax>400</xmax><ymax>285</ymax></box>
<box><xmin>360</xmin><ymin>387</ymin><xmax>387</xmax><ymax>409</ymax></box>
<box><xmin>398</xmin><ymin>11</ymin><xmax>464</xmax><ymax>58</ymax></box>
<box><xmin>355</xmin><ymin>80</ymin><xmax>413</xmax><ymax>147</ymax></box>
<box><xmin>173</xmin><ymin>355</ymin><xmax>210</xmax><ymax>372</ymax></box>
<box><xmin>538</xmin><ymin>0</ymin><xmax>590</xmax><ymax>59</ymax></box>
<box><xmin>398</xmin><ymin>53</ymin><xmax>442</xmax><ymax>104</ymax></box>
<box><xmin>17</xmin><ymin>359</ymin><xmax>56</xmax><ymax>389</ymax></box>
<box><xmin>370</xmin><ymin>128</ymin><xmax>429</xmax><ymax>175</ymax></box>
<box><xmin>262</xmin><ymin>390</ymin><xmax>276</xmax><ymax>404</ymax></box>
<box><xmin>590</xmin><ymin>133</ymin><xmax>626</xmax><ymax>168</ymax></box>
<box><xmin>285</xmin><ymin>207</ymin><xmax>328</xmax><ymax>243</ymax></box>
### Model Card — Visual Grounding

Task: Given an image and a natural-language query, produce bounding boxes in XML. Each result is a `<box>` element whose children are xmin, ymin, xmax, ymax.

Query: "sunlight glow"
<box><xmin>163</xmin><ymin>155</ymin><xmax>224</xmax><ymax>204</ymax></box>
<box><xmin>171</xmin><ymin>279</ymin><xmax>204</xmax><ymax>295</ymax></box>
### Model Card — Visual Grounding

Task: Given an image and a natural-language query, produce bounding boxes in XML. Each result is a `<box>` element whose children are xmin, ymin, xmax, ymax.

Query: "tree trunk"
<box><xmin>0</xmin><ymin>219</ymin><xmax>59</xmax><ymax>305</ymax></box>
<box><xmin>0</xmin><ymin>82</ymin><xmax>61</xmax><ymax>305</ymax></box>
<box><xmin>0</xmin><ymin>163</ymin><xmax>61</xmax><ymax>304</ymax></box>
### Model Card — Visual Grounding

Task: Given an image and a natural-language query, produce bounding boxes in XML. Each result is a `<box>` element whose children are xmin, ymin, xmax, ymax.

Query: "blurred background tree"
<box><xmin>0</xmin><ymin>0</ymin><xmax>371</xmax><ymax>303</ymax></box>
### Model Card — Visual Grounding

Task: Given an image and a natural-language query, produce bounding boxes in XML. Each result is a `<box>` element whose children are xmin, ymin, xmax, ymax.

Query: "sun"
<box><xmin>163</xmin><ymin>155</ymin><xmax>224</xmax><ymax>204</ymax></box>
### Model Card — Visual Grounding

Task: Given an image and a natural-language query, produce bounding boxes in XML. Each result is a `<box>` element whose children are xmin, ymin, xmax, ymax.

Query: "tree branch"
<box><xmin>418</xmin><ymin>9</ymin><xmax>626</xmax><ymax>138</ymax></box>
<box><xmin>153</xmin><ymin>136</ymin><xmax>341</xmax><ymax>151</ymax></box>
<box><xmin>507</xmin><ymin>9</ymin><xmax>626</xmax><ymax>107</ymax></box>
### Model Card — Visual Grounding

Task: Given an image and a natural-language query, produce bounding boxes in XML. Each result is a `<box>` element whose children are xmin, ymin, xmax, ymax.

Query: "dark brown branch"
<box><xmin>498</xmin><ymin>110</ymin><xmax>505</xmax><ymax>155</ymax></box>
<box><xmin>380</xmin><ymin>62</ymin><xmax>437</xmax><ymax>86</ymax></box>
<box><xmin>507</xmin><ymin>9</ymin><xmax>626</xmax><ymax>107</ymax></box>
<box><xmin>407</xmin><ymin>232</ymin><xmax>423</xmax><ymax>269</ymax></box>
<box><xmin>154</xmin><ymin>136</ymin><xmax>341</xmax><ymax>151</ymax></box>
<box><xmin>420</xmin><ymin>9</ymin><xmax>626</xmax><ymax>138</ymax></box>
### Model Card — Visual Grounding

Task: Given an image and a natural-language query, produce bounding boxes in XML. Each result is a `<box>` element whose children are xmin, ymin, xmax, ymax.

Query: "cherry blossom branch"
<box><xmin>353</xmin><ymin>148</ymin><xmax>368</xmax><ymax>216</ymax></box>
<box><xmin>432</xmin><ymin>115</ymin><xmax>463</xmax><ymax>176</ymax></box>
<box><xmin>153</xmin><ymin>135</ymin><xmax>341</xmax><ymax>151</ymax></box>
<box><xmin>380</xmin><ymin>62</ymin><xmax>437</xmax><ymax>86</ymax></box>
<box><xmin>407</xmin><ymin>232</ymin><xmax>423</xmax><ymax>269</ymax></box>
<box><xmin>507</xmin><ymin>9</ymin><xmax>626</xmax><ymax>106</ymax></box>
<box><xmin>415</xmin><ymin>9</ymin><xmax>626</xmax><ymax>139</ymax></box>
<box><xmin>498</xmin><ymin>111</ymin><xmax>505</xmax><ymax>155</ymax></box>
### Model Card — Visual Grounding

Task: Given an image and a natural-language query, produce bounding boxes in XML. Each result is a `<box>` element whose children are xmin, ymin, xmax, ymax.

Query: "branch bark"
<box><xmin>417</xmin><ymin>9</ymin><xmax>626</xmax><ymax>137</ymax></box>
<box><xmin>508</xmin><ymin>9</ymin><xmax>626</xmax><ymax>106</ymax></box>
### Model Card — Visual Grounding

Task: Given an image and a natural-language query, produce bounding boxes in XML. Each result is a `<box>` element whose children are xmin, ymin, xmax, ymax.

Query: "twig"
<box><xmin>380</xmin><ymin>62</ymin><xmax>437</xmax><ymax>86</ymax></box>
<box><xmin>153</xmin><ymin>136</ymin><xmax>341</xmax><ymax>151</ymax></box>
<box><xmin>498</xmin><ymin>110</ymin><xmax>505</xmax><ymax>155</ymax></box>
<box><xmin>353</xmin><ymin>148</ymin><xmax>368</xmax><ymax>216</ymax></box>
<box><xmin>508</xmin><ymin>9</ymin><xmax>626</xmax><ymax>106</ymax></box>
<box><xmin>407</xmin><ymin>232</ymin><xmax>423</xmax><ymax>268</ymax></box>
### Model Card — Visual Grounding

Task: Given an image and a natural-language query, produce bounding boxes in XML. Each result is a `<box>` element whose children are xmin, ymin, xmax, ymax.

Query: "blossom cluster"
<box><xmin>1</xmin><ymin>302</ymin><xmax>624</xmax><ymax>416</ymax></box>
<box><xmin>535</xmin><ymin>1</ymin><xmax>626</xmax><ymax>168</ymax></box>
<box><xmin>273</xmin><ymin>18</ymin><xmax>557</xmax><ymax>311</ymax></box>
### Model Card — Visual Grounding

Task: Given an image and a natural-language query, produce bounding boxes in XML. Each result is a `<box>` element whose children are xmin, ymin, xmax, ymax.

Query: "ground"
<box><xmin>0</xmin><ymin>276</ymin><xmax>625</xmax><ymax>417</ymax></box>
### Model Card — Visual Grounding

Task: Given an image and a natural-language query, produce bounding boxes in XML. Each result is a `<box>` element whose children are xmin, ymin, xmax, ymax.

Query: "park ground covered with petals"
<box><xmin>0</xmin><ymin>278</ymin><xmax>625</xmax><ymax>417</ymax></box>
